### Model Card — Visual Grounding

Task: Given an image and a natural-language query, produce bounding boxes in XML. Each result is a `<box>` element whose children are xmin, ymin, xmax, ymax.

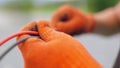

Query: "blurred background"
<box><xmin>0</xmin><ymin>0</ymin><xmax>120</xmax><ymax>68</ymax></box>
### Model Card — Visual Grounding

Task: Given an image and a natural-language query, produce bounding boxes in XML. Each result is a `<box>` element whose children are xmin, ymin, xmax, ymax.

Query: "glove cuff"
<box><xmin>114</xmin><ymin>3</ymin><xmax>120</xmax><ymax>26</ymax></box>
<box><xmin>85</xmin><ymin>14</ymin><xmax>96</xmax><ymax>32</ymax></box>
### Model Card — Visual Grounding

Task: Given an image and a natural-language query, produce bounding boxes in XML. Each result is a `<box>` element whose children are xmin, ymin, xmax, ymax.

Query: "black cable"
<box><xmin>113</xmin><ymin>41</ymin><xmax>120</xmax><ymax>68</ymax></box>
<box><xmin>113</xmin><ymin>48</ymin><xmax>120</xmax><ymax>68</ymax></box>
<box><xmin>0</xmin><ymin>36</ymin><xmax>31</xmax><ymax>61</ymax></box>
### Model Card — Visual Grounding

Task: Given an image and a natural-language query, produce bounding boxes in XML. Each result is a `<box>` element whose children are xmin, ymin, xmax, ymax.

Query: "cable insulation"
<box><xmin>0</xmin><ymin>31</ymin><xmax>38</xmax><ymax>46</ymax></box>
<box><xmin>0</xmin><ymin>36</ymin><xmax>31</xmax><ymax>61</ymax></box>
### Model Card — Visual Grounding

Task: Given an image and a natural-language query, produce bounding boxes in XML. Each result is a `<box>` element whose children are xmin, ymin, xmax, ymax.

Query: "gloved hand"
<box><xmin>17</xmin><ymin>20</ymin><xmax>102</xmax><ymax>68</ymax></box>
<box><xmin>50</xmin><ymin>5</ymin><xmax>95</xmax><ymax>35</ymax></box>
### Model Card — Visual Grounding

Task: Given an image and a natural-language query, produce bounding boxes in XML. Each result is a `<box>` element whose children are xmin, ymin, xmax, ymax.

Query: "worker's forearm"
<box><xmin>93</xmin><ymin>4</ymin><xmax>120</xmax><ymax>35</ymax></box>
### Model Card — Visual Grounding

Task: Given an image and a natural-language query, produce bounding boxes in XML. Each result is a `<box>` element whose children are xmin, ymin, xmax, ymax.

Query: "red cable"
<box><xmin>0</xmin><ymin>31</ymin><xmax>39</xmax><ymax>46</ymax></box>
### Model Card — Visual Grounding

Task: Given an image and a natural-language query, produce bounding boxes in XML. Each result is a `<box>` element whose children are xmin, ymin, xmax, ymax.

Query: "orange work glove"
<box><xmin>17</xmin><ymin>20</ymin><xmax>102</xmax><ymax>68</ymax></box>
<box><xmin>50</xmin><ymin>5</ymin><xmax>95</xmax><ymax>35</ymax></box>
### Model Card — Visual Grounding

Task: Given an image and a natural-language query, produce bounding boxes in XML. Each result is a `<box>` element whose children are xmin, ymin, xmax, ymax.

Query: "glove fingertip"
<box><xmin>20</xmin><ymin>21</ymin><xmax>37</xmax><ymax>31</ymax></box>
<box><xmin>38</xmin><ymin>20</ymin><xmax>50</xmax><ymax>28</ymax></box>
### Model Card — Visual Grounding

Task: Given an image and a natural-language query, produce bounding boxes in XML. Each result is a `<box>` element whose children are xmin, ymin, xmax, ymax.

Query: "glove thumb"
<box><xmin>37</xmin><ymin>20</ymin><xmax>61</xmax><ymax>41</ymax></box>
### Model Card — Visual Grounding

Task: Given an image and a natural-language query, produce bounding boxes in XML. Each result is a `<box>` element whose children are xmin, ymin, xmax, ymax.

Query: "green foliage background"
<box><xmin>87</xmin><ymin>0</ymin><xmax>119</xmax><ymax>12</ymax></box>
<box><xmin>2</xmin><ymin>0</ymin><xmax>120</xmax><ymax>12</ymax></box>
